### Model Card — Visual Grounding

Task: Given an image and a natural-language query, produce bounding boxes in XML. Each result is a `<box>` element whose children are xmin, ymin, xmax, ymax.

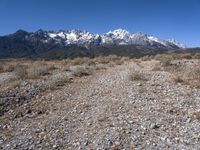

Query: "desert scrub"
<box><xmin>71</xmin><ymin>65</ymin><xmax>92</xmax><ymax>77</ymax></box>
<box><xmin>71</xmin><ymin>57</ymin><xmax>92</xmax><ymax>66</ymax></box>
<box><xmin>15</xmin><ymin>62</ymin><xmax>55</xmax><ymax>79</ymax></box>
<box><xmin>155</xmin><ymin>54</ymin><xmax>174</xmax><ymax>67</ymax></box>
<box><xmin>141</xmin><ymin>55</ymin><xmax>153</xmax><ymax>61</ymax></box>
<box><xmin>0</xmin><ymin>63</ymin><xmax>15</xmax><ymax>73</ymax></box>
<box><xmin>152</xmin><ymin>63</ymin><xmax>161</xmax><ymax>71</ymax></box>
<box><xmin>174</xmin><ymin>76</ymin><xmax>184</xmax><ymax>83</ymax></box>
<box><xmin>129</xmin><ymin>71</ymin><xmax>150</xmax><ymax>81</ymax></box>
<box><xmin>93</xmin><ymin>55</ymin><xmax>122</xmax><ymax>64</ymax></box>
<box><xmin>0</xmin><ymin>64</ymin><xmax>3</xmax><ymax>73</ymax></box>
<box><xmin>15</xmin><ymin>64</ymin><xmax>28</xmax><ymax>79</ymax></box>
<box><xmin>41</xmin><ymin>73</ymin><xmax>72</xmax><ymax>90</ymax></box>
<box><xmin>26</xmin><ymin>63</ymin><xmax>55</xmax><ymax>79</ymax></box>
<box><xmin>167</xmin><ymin>60</ymin><xmax>200</xmax><ymax>88</ymax></box>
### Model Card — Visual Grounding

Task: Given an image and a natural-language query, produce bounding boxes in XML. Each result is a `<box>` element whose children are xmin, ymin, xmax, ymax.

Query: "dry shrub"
<box><xmin>94</xmin><ymin>64</ymin><xmax>106</xmax><ymax>70</ymax></box>
<box><xmin>93</xmin><ymin>56</ymin><xmax>110</xmax><ymax>64</ymax></box>
<box><xmin>0</xmin><ymin>64</ymin><xmax>3</xmax><ymax>73</ymax></box>
<box><xmin>0</xmin><ymin>63</ymin><xmax>15</xmax><ymax>73</ymax></box>
<box><xmin>193</xmin><ymin>53</ymin><xmax>200</xmax><ymax>59</ymax></box>
<box><xmin>129</xmin><ymin>71</ymin><xmax>149</xmax><ymax>81</ymax></box>
<box><xmin>15</xmin><ymin>62</ymin><xmax>55</xmax><ymax>79</ymax></box>
<box><xmin>166</xmin><ymin>60</ymin><xmax>200</xmax><ymax>88</ymax></box>
<box><xmin>180</xmin><ymin>53</ymin><xmax>193</xmax><ymax>59</ymax></box>
<box><xmin>133</xmin><ymin>59</ymin><xmax>141</xmax><ymax>63</ymax></box>
<box><xmin>115</xmin><ymin>58</ymin><xmax>126</xmax><ymax>65</ymax></box>
<box><xmin>71</xmin><ymin>57</ymin><xmax>91</xmax><ymax>66</ymax></box>
<box><xmin>154</xmin><ymin>54</ymin><xmax>174</xmax><ymax>67</ymax></box>
<box><xmin>41</xmin><ymin>73</ymin><xmax>72</xmax><ymax>90</ymax></box>
<box><xmin>152</xmin><ymin>63</ymin><xmax>161</xmax><ymax>71</ymax></box>
<box><xmin>26</xmin><ymin>63</ymin><xmax>55</xmax><ymax>79</ymax></box>
<box><xmin>61</xmin><ymin>65</ymin><xmax>71</xmax><ymax>72</ymax></box>
<box><xmin>93</xmin><ymin>55</ymin><xmax>121</xmax><ymax>64</ymax></box>
<box><xmin>71</xmin><ymin>65</ymin><xmax>92</xmax><ymax>77</ymax></box>
<box><xmin>15</xmin><ymin>64</ymin><xmax>28</xmax><ymax>79</ymax></box>
<box><xmin>141</xmin><ymin>55</ymin><xmax>152</xmax><ymax>61</ymax></box>
<box><xmin>174</xmin><ymin>76</ymin><xmax>184</xmax><ymax>83</ymax></box>
<box><xmin>62</xmin><ymin>55</ymin><xmax>126</xmax><ymax>68</ymax></box>
<box><xmin>4</xmin><ymin>65</ymin><xmax>15</xmax><ymax>72</ymax></box>
<box><xmin>185</xmin><ymin>67</ymin><xmax>200</xmax><ymax>88</ymax></box>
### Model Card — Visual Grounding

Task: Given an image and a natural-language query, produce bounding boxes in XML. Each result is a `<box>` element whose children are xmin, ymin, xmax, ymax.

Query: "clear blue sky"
<box><xmin>0</xmin><ymin>0</ymin><xmax>199</xmax><ymax>47</ymax></box>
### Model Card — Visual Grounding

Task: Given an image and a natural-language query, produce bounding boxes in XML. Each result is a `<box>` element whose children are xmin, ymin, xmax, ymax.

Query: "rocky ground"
<box><xmin>1</xmin><ymin>59</ymin><xmax>200</xmax><ymax>149</ymax></box>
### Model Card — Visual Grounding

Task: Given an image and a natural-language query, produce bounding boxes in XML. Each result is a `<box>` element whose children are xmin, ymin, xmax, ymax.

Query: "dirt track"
<box><xmin>1</xmin><ymin>60</ymin><xmax>200</xmax><ymax>149</ymax></box>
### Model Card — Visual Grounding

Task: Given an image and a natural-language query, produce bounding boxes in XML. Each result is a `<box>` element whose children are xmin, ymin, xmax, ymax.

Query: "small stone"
<box><xmin>150</xmin><ymin>123</ymin><xmax>160</xmax><ymax>129</ymax></box>
<box><xmin>114</xmin><ymin>141</ymin><xmax>120</xmax><ymax>146</ymax></box>
<box><xmin>129</xmin><ymin>120</ymin><xmax>134</xmax><ymax>124</ymax></box>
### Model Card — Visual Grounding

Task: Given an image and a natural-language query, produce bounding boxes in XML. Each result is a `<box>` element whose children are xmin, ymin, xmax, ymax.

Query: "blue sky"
<box><xmin>0</xmin><ymin>0</ymin><xmax>199</xmax><ymax>47</ymax></box>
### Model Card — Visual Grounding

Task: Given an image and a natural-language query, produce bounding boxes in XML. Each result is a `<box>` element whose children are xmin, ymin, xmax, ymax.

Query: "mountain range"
<box><xmin>0</xmin><ymin>29</ymin><xmax>190</xmax><ymax>59</ymax></box>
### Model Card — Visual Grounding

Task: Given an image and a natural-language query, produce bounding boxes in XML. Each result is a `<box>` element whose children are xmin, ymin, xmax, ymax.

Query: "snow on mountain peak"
<box><xmin>34</xmin><ymin>29</ymin><xmax>185</xmax><ymax>49</ymax></box>
<box><xmin>106</xmin><ymin>29</ymin><xmax>130</xmax><ymax>39</ymax></box>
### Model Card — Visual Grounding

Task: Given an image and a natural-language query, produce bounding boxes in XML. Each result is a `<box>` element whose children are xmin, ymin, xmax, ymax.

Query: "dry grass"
<box><xmin>71</xmin><ymin>57</ymin><xmax>92</xmax><ymax>66</ymax></box>
<box><xmin>160</xmin><ymin>58</ymin><xmax>200</xmax><ymax>88</ymax></box>
<box><xmin>0</xmin><ymin>64</ymin><xmax>3</xmax><ymax>73</ymax></box>
<box><xmin>141</xmin><ymin>55</ymin><xmax>153</xmax><ymax>61</ymax></box>
<box><xmin>26</xmin><ymin>63</ymin><xmax>55</xmax><ymax>79</ymax></box>
<box><xmin>152</xmin><ymin>63</ymin><xmax>161</xmax><ymax>71</ymax></box>
<box><xmin>71</xmin><ymin>65</ymin><xmax>92</xmax><ymax>77</ymax></box>
<box><xmin>0</xmin><ymin>56</ymin><xmax>127</xmax><ymax>95</ymax></box>
<box><xmin>15</xmin><ymin>64</ymin><xmax>28</xmax><ymax>79</ymax></box>
<box><xmin>41</xmin><ymin>73</ymin><xmax>72</xmax><ymax>91</ymax></box>
<box><xmin>61</xmin><ymin>55</ymin><xmax>127</xmax><ymax>67</ymax></box>
<box><xmin>154</xmin><ymin>54</ymin><xmax>174</xmax><ymax>67</ymax></box>
<box><xmin>0</xmin><ymin>63</ymin><xmax>15</xmax><ymax>73</ymax></box>
<box><xmin>15</xmin><ymin>63</ymin><xmax>56</xmax><ymax>79</ymax></box>
<box><xmin>129</xmin><ymin>71</ymin><xmax>149</xmax><ymax>81</ymax></box>
<box><xmin>174</xmin><ymin>76</ymin><xmax>184</xmax><ymax>83</ymax></box>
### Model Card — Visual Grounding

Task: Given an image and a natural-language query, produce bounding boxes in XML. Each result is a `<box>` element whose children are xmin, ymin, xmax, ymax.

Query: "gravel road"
<box><xmin>1</xmin><ymin>60</ymin><xmax>200</xmax><ymax>149</ymax></box>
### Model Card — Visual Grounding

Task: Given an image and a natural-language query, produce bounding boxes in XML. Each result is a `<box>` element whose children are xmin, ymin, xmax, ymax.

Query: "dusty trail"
<box><xmin>1</xmin><ymin>60</ymin><xmax>200</xmax><ymax>149</ymax></box>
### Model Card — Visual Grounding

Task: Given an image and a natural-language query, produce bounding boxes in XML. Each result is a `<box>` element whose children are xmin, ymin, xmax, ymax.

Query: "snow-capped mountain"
<box><xmin>16</xmin><ymin>28</ymin><xmax>184</xmax><ymax>49</ymax></box>
<box><xmin>101</xmin><ymin>29</ymin><xmax>184</xmax><ymax>48</ymax></box>
<box><xmin>0</xmin><ymin>28</ymin><xmax>191</xmax><ymax>59</ymax></box>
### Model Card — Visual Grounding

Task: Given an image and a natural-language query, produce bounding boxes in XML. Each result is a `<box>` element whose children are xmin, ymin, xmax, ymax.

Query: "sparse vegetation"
<box><xmin>14</xmin><ymin>63</ymin><xmax>56</xmax><ymax>79</ymax></box>
<box><xmin>0</xmin><ymin>63</ymin><xmax>15</xmax><ymax>73</ymax></box>
<box><xmin>1</xmin><ymin>56</ymin><xmax>127</xmax><ymax>117</ymax></box>
<box><xmin>1</xmin><ymin>53</ymin><xmax>200</xmax><ymax>150</ymax></box>
<box><xmin>155</xmin><ymin>54</ymin><xmax>200</xmax><ymax>88</ymax></box>
<box><xmin>152</xmin><ymin>63</ymin><xmax>161</xmax><ymax>71</ymax></box>
<box><xmin>26</xmin><ymin>63</ymin><xmax>55</xmax><ymax>79</ymax></box>
<box><xmin>154</xmin><ymin>54</ymin><xmax>174</xmax><ymax>67</ymax></box>
<box><xmin>71</xmin><ymin>65</ymin><xmax>92</xmax><ymax>77</ymax></box>
<box><xmin>174</xmin><ymin>76</ymin><xmax>184</xmax><ymax>83</ymax></box>
<box><xmin>129</xmin><ymin>71</ymin><xmax>149</xmax><ymax>81</ymax></box>
<box><xmin>15</xmin><ymin>64</ymin><xmax>28</xmax><ymax>79</ymax></box>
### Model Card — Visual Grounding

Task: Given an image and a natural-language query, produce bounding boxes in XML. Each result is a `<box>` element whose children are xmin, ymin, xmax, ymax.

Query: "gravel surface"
<box><xmin>1</xmin><ymin>60</ymin><xmax>200</xmax><ymax>149</ymax></box>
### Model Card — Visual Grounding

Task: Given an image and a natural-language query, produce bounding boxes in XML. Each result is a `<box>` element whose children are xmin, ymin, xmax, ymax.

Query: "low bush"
<box><xmin>129</xmin><ymin>71</ymin><xmax>149</xmax><ymax>81</ymax></box>
<box><xmin>71</xmin><ymin>65</ymin><xmax>92</xmax><ymax>77</ymax></box>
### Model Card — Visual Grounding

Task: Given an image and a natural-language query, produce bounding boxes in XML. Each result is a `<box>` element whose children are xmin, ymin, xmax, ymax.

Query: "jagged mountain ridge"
<box><xmin>2</xmin><ymin>28</ymin><xmax>184</xmax><ymax>49</ymax></box>
<box><xmin>0</xmin><ymin>28</ymin><xmax>187</xmax><ymax>59</ymax></box>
